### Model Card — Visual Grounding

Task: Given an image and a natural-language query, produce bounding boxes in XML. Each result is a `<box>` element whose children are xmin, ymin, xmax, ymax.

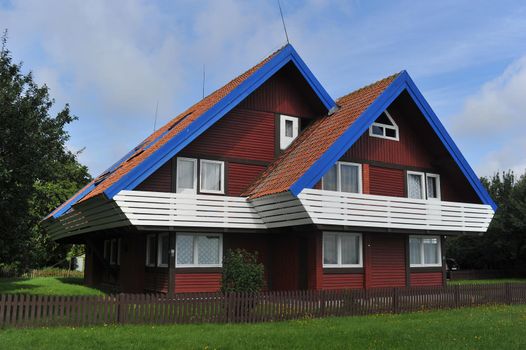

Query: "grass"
<box><xmin>0</xmin><ymin>277</ymin><xmax>104</xmax><ymax>296</ymax></box>
<box><xmin>448</xmin><ymin>278</ymin><xmax>526</xmax><ymax>285</ymax></box>
<box><xmin>0</xmin><ymin>304</ymin><xmax>525</xmax><ymax>349</ymax></box>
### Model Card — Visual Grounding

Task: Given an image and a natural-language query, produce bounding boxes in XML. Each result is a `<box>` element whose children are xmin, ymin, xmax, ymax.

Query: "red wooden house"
<box><xmin>43</xmin><ymin>44</ymin><xmax>496</xmax><ymax>294</ymax></box>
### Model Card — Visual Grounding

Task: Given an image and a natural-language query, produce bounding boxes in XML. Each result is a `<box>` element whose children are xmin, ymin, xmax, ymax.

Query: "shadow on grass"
<box><xmin>0</xmin><ymin>278</ymin><xmax>39</xmax><ymax>294</ymax></box>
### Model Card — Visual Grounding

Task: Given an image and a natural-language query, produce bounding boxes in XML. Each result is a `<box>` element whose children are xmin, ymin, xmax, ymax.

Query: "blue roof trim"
<box><xmin>102</xmin><ymin>44</ymin><xmax>337</xmax><ymax>200</ymax></box>
<box><xmin>51</xmin><ymin>183</ymin><xmax>96</xmax><ymax>219</ymax></box>
<box><xmin>290</xmin><ymin>71</ymin><xmax>497</xmax><ymax>211</ymax></box>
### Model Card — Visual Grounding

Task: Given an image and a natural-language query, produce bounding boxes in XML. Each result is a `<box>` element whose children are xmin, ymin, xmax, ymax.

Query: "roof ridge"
<box><xmin>335</xmin><ymin>72</ymin><xmax>401</xmax><ymax>103</ymax></box>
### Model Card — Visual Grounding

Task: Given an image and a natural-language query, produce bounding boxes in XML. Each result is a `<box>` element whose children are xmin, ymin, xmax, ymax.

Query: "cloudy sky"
<box><xmin>1</xmin><ymin>0</ymin><xmax>525</xmax><ymax>177</ymax></box>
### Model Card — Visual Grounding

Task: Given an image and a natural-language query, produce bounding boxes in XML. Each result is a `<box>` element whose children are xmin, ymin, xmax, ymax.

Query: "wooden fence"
<box><xmin>1</xmin><ymin>283</ymin><xmax>525</xmax><ymax>328</ymax></box>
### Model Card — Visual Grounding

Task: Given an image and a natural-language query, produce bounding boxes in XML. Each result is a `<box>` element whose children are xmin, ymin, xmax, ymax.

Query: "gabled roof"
<box><xmin>47</xmin><ymin>44</ymin><xmax>336</xmax><ymax>219</ymax></box>
<box><xmin>246</xmin><ymin>71</ymin><xmax>497</xmax><ymax>211</ymax></box>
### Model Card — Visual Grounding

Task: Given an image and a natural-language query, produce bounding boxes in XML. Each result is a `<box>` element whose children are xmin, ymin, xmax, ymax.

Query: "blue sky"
<box><xmin>1</xmin><ymin>0</ymin><xmax>525</xmax><ymax>177</ymax></box>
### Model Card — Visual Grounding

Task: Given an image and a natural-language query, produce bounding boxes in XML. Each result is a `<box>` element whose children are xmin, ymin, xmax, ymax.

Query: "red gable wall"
<box><xmin>136</xmin><ymin>63</ymin><xmax>326</xmax><ymax>196</ymax></box>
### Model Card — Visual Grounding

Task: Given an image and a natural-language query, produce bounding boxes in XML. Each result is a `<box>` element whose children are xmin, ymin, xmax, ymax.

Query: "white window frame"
<box><xmin>145</xmin><ymin>234</ymin><xmax>157</xmax><ymax>267</ymax></box>
<box><xmin>406</xmin><ymin>171</ymin><xmax>426</xmax><ymax>199</ymax></box>
<box><xmin>369</xmin><ymin>110</ymin><xmax>399</xmax><ymax>141</ymax></box>
<box><xmin>321</xmin><ymin>161</ymin><xmax>362</xmax><ymax>193</ymax></box>
<box><xmin>409</xmin><ymin>235</ymin><xmax>442</xmax><ymax>268</ymax></box>
<box><xmin>175</xmin><ymin>233</ymin><xmax>223</xmax><ymax>268</ymax></box>
<box><xmin>322</xmin><ymin>232</ymin><xmax>363</xmax><ymax>268</ymax></box>
<box><xmin>199</xmin><ymin>159</ymin><xmax>225</xmax><ymax>194</ymax></box>
<box><xmin>176</xmin><ymin>157</ymin><xmax>197</xmax><ymax>194</ymax></box>
<box><xmin>426</xmin><ymin>173</ymin><xmax>441</xmax><ymax>200</ymax></box>
<box><xmin>157</xmin><ymin>232</ymin><xmax>169</xmax><ymax>268</ymax></box>
<box><xmin>110</xmin><ymin>239</ymin><xmax>117</xmax><ymax>265</ymax></box>
<box><xmin>279</xmin><ymin>114</ymin><xmax>299</xmax><ymax>150</ymax></box>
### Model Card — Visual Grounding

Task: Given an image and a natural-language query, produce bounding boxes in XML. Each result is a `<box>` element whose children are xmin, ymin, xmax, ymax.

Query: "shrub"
<box><xmin>221</xmin><ymin>249</ymin><xmax>264</xmax><ymax>293</ymax></box>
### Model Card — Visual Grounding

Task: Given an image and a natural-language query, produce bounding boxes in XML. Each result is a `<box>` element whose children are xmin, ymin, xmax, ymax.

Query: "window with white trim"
<box><xmin>369</xmin><ymin>110</ymin><xmax>399</xmax><ymax>141</ymax></box>
<box><xmin>322</xmin><ymin>162</ymin><xmax>362</xmax><ymax>193</ymax></box>
<box><xmin>176</xmin><ymin>157</ymin><xmax>197</xmax><ymax>194</ymax></box>
<box><xmin>280</xmin><ymin>115</ymin><xmax>299</xmax><ymax>150</ymax></box>
<box><xmin>409</xmin><ymin>235</ymin><xmax>442</xmax><ymax>267</ymax></box>
<box><xmin>176</xmin><ymin>233</ymin><xmax>222</xmax><ymax>267</ymax></box>
<box><xmin>103</xmin><ymin>240</ymin><xmax>110</xmax><ymax>261</ymax></box>
<box><xmin>323</xmin><ymin>232</ymin><xmax>363</xmax><ymax>267</ymax></box>
<box><xmin>145</xmin><ymin>234</ymin><xmax>157</xmax><ymax>267</ymax></box>
<box><xmin>157</xmin><ymin>233</ymin><xmax>170</xmax><ymax>267</ymax></box>
<box><xmin>200</xmin><ymin>159</ymin><xmax>225</xmax><ymax>194</ymax></box>
<box><xmin>407</xmin><ymin>171</ymin><xmax>441</xmax><ymax>200</ymax></box>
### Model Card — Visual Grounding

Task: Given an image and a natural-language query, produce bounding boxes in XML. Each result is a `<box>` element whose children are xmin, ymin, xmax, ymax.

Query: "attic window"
<box><xmin>280</xmin><ymin>115</ymin><xmax>299</xmax><ymax>150</ymax></box>
<box><xmin>369</xmin><ymin>110</ymin><xmax>399</xmax><ymax>141</ymax></box>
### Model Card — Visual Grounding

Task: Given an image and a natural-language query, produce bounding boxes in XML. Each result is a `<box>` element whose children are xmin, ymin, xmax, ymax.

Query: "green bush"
<box><xmin>221</xmin><ymin>249</ymin><xmax>264</xmax><ymax>293</ymax></box>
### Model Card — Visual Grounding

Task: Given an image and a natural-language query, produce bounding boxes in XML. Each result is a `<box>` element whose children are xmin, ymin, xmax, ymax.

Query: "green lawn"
<box><xmin>0</xmin><ymin>277</ymin><xmax>103</xmax><ymax>296</ymax></box>
<box><xmin>0</xmin><ymin>305</ymin><xmax>525</xmax><ymax>349</ymax></box>
<box><xmin>448</xmin><ymin>278</ymin><xmax>526</xmax><ymax>285</ymax></box>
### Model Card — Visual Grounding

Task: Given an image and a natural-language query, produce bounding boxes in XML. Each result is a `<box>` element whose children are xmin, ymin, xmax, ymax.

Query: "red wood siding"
<box><xmin>366</xmin><ymin>233</ymin><xmax>406</xmax><ymax>288</ymax></box>
<box><xmin>369</xmin><ymin>166</ymin><xmax>405</xmax><ymax>197</ymax></box>
<box><xmin>322</xmin><ymin>273</ymin><xmax>364</xmax><ymax>290</ymax></box>
<box><xmin>136</xmin><ymin>161</ymin><xmax>172</xmax><ymax>192</ymax></box>
<box><xmin>145</xmin><ymin>269</ymin><xmax>169</xmax><ymax>293</ymax></box>
<box><xmin>175</xmin><ymin>274</ymin><xmax>221</xmax><ymax>293</ymax></box>
<box><xmin>182</xmin><ymin>108</ymin><xmax>275</xmax><ymax>162</ymax></box>
<box><xmin>227</xmin><ymin>162</ymin><xmax>266</xmax><ymax>196</ymax></box>
<box><xmin>239</xmin><ymin>62</ymin><xmax>326</xmax><ymax>118</ymax></box>
<box><xmin>410</xmin><ymin>272</ymin><xmax>443</xmax><ymax>287</ymax></box>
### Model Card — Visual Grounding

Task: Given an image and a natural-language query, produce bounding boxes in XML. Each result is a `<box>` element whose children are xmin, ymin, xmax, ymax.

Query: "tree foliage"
<box><xmin>447</xmin><ymin>170</ymin><xmax>526</xmax><ymax>270</ymax></box>
<box><xmin>0</xmin><ymin>32</ymin><xmax>91</xmax><ymax>271</ymax></box>
<box><xmin>221</xmin><ymin>249</ymin><xmax>265</xmax><ymax>293</ymax></box>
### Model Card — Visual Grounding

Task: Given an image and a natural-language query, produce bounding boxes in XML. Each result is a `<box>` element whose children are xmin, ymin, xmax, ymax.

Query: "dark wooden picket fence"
<box><xmin>1</xmin><ymin>283</ymin><xmax>526</xmax><ymax>328</ymax></box>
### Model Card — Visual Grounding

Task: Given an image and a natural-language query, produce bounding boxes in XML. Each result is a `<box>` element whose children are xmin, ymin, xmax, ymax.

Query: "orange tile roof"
<box><xmin>47</xmin><ymin>46</ymin><xmax>285</xmax><ymax>218</ymax></box>
<box><xmin>244</xmin><ymin>73</ymin><xmax>400</xmax><ymax>199</ymax></box>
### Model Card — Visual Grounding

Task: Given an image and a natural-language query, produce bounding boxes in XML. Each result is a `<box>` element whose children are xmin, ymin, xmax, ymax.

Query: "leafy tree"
<box><xmin>447</xmin><ymin>170</ymin><xmax>526</xmax><ymax>270</ymax></box>
<box><xmin>221</xmin><ymin>249</ymin><xmax>264</xmax><ymax>293</ymax></box>
<box><xmin>0</xmin><ymin>32</ymin><xmax>91</xmax><ymax>271</ymax></box>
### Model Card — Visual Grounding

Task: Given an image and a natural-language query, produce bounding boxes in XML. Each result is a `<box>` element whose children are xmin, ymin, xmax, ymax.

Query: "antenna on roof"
<box><xmin>153</xmin><ymin>100</ymin><xmax>159</xmax><ymax>132</ymax></box>
<box><xmin>202</xmin><ymin>64</ymin><xmax>206</xmax><ymax>99</ymax></box>
<box><xmin>277</xmin><ymin>0</ymin><xmax>289</xmax><ymax>44</ymax></box>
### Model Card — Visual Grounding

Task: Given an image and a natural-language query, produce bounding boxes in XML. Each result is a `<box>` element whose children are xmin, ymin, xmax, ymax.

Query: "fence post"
<box><xmin>117</xmin><ymin>294</ymin><xmax>126</xmax><ymax>324</ymax></box>
<box><xmin>505</xmin><ymin>283</ymin><xmax>511</xmax><ymax>305</ymax></box>
<box><xmin>392</xmin><ymin>288</ymin><xmax>399</xmax><ymax>314</ymax></box>
<box><xmin>454</xmin><ymin>285</ymin><xmax>460</xmax><ymax>308</ymax></box>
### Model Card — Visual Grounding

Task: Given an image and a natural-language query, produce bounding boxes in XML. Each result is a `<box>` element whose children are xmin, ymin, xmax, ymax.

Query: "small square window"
<box><xmin>176</xmin><ymin>158</ymin><xmax>197</xmax><ymax>194</ymax></box>
<box><xmin>323</xmin><ymin>232</ymin><xmax>362</xmax><ymax>267</ymax></box>
<box><xmin>176</xmin><ymin>233</ymin><xmax>222</xmax><ymax>267</ymax></box>
<box><xmin>285</xmin><ymin>119</ymin><xmax>293</xmax><ymax>137</ymax></box>
<box><xmin>280</xmin><ymin>115</ymin><xmax>299</xmax><ymax>150</ymax></box>
<box><xmin>409</xmin><ymin>235</ymin><xmax>441</xmax><ymax>267</ymax></box>
<box><xmin>200</xmin><ymin>159</ymin><xmax>225</xmax><ymax>194</ymax></box>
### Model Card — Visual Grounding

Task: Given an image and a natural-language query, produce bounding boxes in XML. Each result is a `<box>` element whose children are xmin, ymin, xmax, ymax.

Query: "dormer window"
<box><xmin>369</xmin><ymin>110</ymin><xmax>399</xmax><ymax>141</ymax></box>
<box><xmin>280</xmin><ymin>115</ymin><xmax>299</xmax><ymax>150</ymax></box>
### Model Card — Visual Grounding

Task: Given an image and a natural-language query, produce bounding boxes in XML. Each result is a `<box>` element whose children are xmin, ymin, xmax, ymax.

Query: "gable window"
<box><xmin>409</xmin><ymin>235</ymin><xmax>441</xmax><ymax>267</ymax></box>
<box><xmin>176</xmin><ymin>157</ymin><xmax>197</xmax><ymax>194</ymax></box>
<box><xmin>369</xmin><ymin>110</ymin><xmax>399</xmax><ymax>141</ymax></box>
<box><xmin>176</xmin><ymin>233</ymin><xmax>222</xmax><ymax>267</ymax></box>
<box><xmin>322</xmin><ymin>162</ymin><xmax>362</xmax><ymax>193</ymax></box>
<box><xmin>407</xmin><ymin>171</ymin><xmax>441</xmax><ymax>200</ymax></box>
<box><xmin>323</xmin><ymin>232</ymin><xmax>362</xmax><ymax>267</ymax></box>
<box><xmin>157</xmin><ymin>233</ymin><xmax>170</xmax><ymax>267</ymax></box>
<box><xmin>280</xmin><ymin>115</ymin><xmax>299</xmax><ymax>150</ymax></box>
<box><xmin>145</xmin><ymin>234</ymin><xmax>157</xmax><ymax>267</ymax></box>
<box><xmin>200</xmin><ymin>159</ymin><xmax>225</xmax><ymax>194</ymax></box>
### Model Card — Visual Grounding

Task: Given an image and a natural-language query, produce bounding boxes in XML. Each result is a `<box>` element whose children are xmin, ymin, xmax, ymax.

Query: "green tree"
<box><xmin>447</xmin><ymin>170</ymin><xmax>526</xmax><ymax>270</ymax></box>
<box><xmin>0</xmin><ymin>32</ymin><xmax>91</xmax><ymax>271</ymax></box>
<box><xmin>221</xmin><ymin>249</ymin><xmax>264</xmax><ymax>293</ymax></box>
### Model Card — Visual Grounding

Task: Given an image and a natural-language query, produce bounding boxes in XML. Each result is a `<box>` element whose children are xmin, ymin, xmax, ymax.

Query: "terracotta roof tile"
<box><xmin>244</xmin><ymin>73</ymin><xmax>400</xmax><ymax>198</ymax></box>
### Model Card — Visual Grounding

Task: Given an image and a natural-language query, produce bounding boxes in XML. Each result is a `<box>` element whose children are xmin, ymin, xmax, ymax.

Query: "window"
<box><xmin>200</xmin><ymin>159</ymin><xmax>224</xmax><ymax>194</ymax></box>
<box><xmin>322</xmin><ymin>162</ymin><xmax>362</xmax><ymax>193</ymax></box>
<box><xmin>426</xmin><ymin>173</ymin><xmax>441</xmax><ymax>200</ymax></box>
<box><xmin>117</xmin><ymin>238</ymin><xmax>122</xmax><ymax>265</ymax></box>
<box><xmin>407</xmin><ymin>171</ymin><xmax>441</xmax><ymax>200</ymax></box>
<box><xmin>409</xmin><ymin>236</ymin><xmax>441</xmax><ymax>267</ymax></box>
<box><xmin>176</xmin><ymin>157</ymin><xmax>197</xmax><ymax>194</ymax></box>
<box><xmin>103</xmin><ymin>240</ymin><xmax>111</xmax><ymax>261</ymax></box>
<box><xmin>157</xmin><ymin>233</ymin><xmax>170</xmax><ymax>267</ymax></box>
<box><xmin>369</xmin><ymin>110</ymin><xmax>399</xmax><ymax>141</ymax></box>
<box><xmin>110</xmin><ymin>239</ymin><xmax>118</xmax><ymax>265</ymax></box>
<box><xmin>145</xmin><ymin>234</ymin><xmax>157</xmax><ymax>267</ymax></box>
<box><xmin>176</xmin><ymin>233</ymin><xmax>222</xmax><ymax>267</ymax></box>
<box><xmin>407</xmin><ymin>171</ymin><xmax>425</xmax><ymax>199</ymax></box>
<box><xmin>280</xmin><ymin>115</ymin><xmax>299</xmax><ymax>150</ymax></box>
<box><xmin>323</xmin><ymin>232</ymin><xmax>362</xmax><ymax>267</ymax></box>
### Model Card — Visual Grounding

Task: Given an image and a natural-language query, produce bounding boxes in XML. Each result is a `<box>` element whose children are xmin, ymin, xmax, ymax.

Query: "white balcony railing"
<box><xmin>297</xmin><ymin>189</ymin><xmax>494</xmax><ymax>232</ymax></box>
